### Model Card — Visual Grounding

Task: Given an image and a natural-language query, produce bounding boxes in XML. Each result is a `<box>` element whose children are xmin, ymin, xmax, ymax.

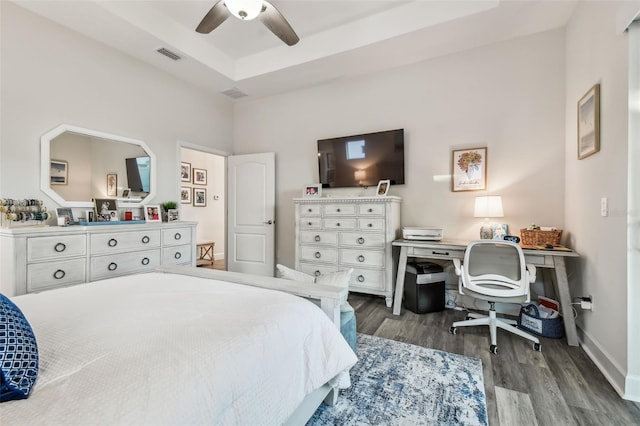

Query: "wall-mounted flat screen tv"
<box><xmin>318</xmin><ymin>128</ymin><xmax>405</xmax><ymax>188</ymax></box>
<box><xmin>125</xmin><ymin>156</ymin><xmax>150</xmax><ymax>193</ymax></box>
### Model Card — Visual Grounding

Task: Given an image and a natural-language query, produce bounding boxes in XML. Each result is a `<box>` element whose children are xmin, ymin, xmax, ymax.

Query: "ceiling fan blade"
<box><xmin>196</xmin><ymin>0</ymin><xmax>231</xmax><ymax>34</ymax></box>
<box><xmin>259</xmin><ymin>1</ymin><xmax>299</xmax><ymax>46</ymax></box>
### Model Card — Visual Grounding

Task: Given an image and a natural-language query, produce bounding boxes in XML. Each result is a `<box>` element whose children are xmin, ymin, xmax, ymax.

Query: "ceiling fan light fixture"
<box><xmin>225</xmin><ymin>0</ymin><xmax>262</xmax><ymax>20</ymax></box>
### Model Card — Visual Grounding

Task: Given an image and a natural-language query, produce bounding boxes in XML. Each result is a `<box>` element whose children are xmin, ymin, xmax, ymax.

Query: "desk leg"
<box><xmin>392</xmin><ymin>246</ymin><xmax>408</xmax><ymax>315</ymax></box>
<box><xmin>553</xmin><ymin>257</ymin><xmax>579</xmax><ymax>346</ymax></box>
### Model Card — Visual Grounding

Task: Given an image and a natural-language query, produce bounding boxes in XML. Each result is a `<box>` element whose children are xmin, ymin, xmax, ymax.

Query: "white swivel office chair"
<box><xmin>449</xmin><ymin>240</ymin><xmax>541</xmax><ymax>354</ymax></box>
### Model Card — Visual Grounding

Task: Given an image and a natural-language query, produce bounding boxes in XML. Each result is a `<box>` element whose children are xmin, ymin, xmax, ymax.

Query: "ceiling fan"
<box><xmin>196</xmin><ymin>0</ymin><xmax>299</xmax><ymax>46</ymax></box>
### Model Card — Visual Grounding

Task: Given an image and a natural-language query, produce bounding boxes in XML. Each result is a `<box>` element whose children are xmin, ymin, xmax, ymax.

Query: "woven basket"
<box><xmin>520</xmin><ymin>228</ymin><xmax>562</xmax><ymax>246</ymax></box>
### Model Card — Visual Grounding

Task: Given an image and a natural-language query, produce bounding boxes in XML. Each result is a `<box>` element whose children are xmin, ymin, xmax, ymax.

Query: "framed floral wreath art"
<box><xmin>451</xmin><ymin>147</ymin><xmax>487</xmax><ymax>192</ymax></box>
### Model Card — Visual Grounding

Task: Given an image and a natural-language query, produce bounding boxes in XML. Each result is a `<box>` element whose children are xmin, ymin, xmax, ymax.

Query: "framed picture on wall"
<box><xmin>181</xmin><ymin>187</ymin><xmax>191</xmax><ymax>204</ymax></box>
<box><xmin>193</xmin><ymin>168</ymin><xmax>207</xmax><ymax>185</ymax></box>
<box><xmin>577</xmin><ymin>83</ymin><xmax>600</xmax><ymax>160</ymax></box>
<box><xmin>181</xmin><ymin>162</ymin><xmax>191</xmax><ymax>182</ymax></box>
<box><xmin>451</xmin><ymin>147</ymin><xmax>487</xmax><ymax>192</ymax></box>
<box><xmin>107</xmin><ymin>173</ymin><xmax>117</xmax><ymax>197</ymax></box>
<box><xmin>193</xmin><ymin>188</ymin><xmax>207</xmax><ymax>207</ymax></box>
<box><xmin>50</xmin><ymin>160</ymin><xmax>68</xmax><ymax>185</ymax></box>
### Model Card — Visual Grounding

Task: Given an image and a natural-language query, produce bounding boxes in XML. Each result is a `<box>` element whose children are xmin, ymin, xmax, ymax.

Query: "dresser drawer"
<box><xmin>299</xmin><ymin>217</ymin><xmax>322</xmax><ymax>229</ymax></box>
<box><xmin>298</xmin><ymin>262</ymin><xmax>339</xmax><ymax>278</ymax></box>
<box><xmin>323</xmin><ymin>204</ymin><xmax>356</xmax><ymax>216</ymax></box>
<box><xmin>91</xmin><ymin>230</ymin><xmax>161</xmax><ymax>254</ymax></box>
<box><xmin>339</xmin><ymin>232</ymin><xmax>385</xmax><ymax>248</ymax></box>
<box><xmin>27</xmin><ymin>234</ymin><xmax>87</xmax><ymax>261</ymax></box>
<box><xmin>162</xmin><ymin>228</ymin><xmax>192</xmax><ymax>246</ymax></box>
<box><xmin>358</xmin><ymin>204</ymin><xmax>385</xmax><ymax>216</ymax></box>
<box><xmin>349</xmin><ymin>268</ymin><xmax>385</xmax><ymax>291</ymax></box>
<box><xmin>300</xmin><ymin>205</ymin><xmax>321</xmax><ymax>216</ymax></box>
<box><xmin>300</xmin><ymin>230</ymin><xmax>338</xmax><ymax>245</ymax></box>
<box><xmin>341</xmin><ymin>248</ymin><xmax>385</xmax><ymax>268</ymax></box>
<box><xmin>357</xmin><ymin>218</ymin><xmax>385</xmax><ymax>231</ymax></box>
<box><xmin>27</xmin><ymin>258</ymin><xmax>86</xmax><ymax>292</ymax></box>
<box><xmin>323</xmin><ymin>218</ymin><xmax>356</xmax><ymax>230</ymax></box>
<box><xmin>162</xmin><ymin>244</ymin><xmax>192</xmax><ymax>265</ymax></box>
<box><xmin>90</xmin><ymin>249</ymin><xmax>161</xmax><ymax>281</ymax></box>
<box><xmin>300</xmin><ymin>246</ymin><xmax>338</xmax><ymax>264</ymax></box>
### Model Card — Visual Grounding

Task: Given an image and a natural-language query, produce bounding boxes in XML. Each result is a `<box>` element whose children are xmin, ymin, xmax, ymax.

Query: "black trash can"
<box><xmin>404</xmin><ymin>262</ymin><xmax>446</xmax><ymax>314</ymax></box>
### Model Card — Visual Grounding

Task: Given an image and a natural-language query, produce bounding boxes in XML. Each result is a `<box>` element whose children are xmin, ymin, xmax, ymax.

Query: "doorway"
<box><xmin>180</xmin><ymin>146</ymin><xmax>226</xmax><ymax>269</ymax></box>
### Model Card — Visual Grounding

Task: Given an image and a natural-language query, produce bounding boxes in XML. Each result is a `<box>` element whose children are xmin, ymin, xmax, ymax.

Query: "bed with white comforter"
<box><xmin>2</xmin><ymin>269</ymin><xmax>357</xmax><ymax>425</ymax></box>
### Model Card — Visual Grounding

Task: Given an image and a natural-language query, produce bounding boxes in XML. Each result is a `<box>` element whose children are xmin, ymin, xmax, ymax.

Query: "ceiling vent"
<box><xmin>221</xmin><ymin>87</ymin><xmax>248</xmax><ymax>99</ymax></box>
<box><xmin>156</xmin><ymin>47</ymin><xmax>181</xmax><ymax>61</ymax></box>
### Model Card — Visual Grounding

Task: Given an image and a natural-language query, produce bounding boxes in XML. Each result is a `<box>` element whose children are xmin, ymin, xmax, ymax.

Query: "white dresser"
<box><xmin>294</xmin><ymin>196</ymin><xmax>401</xmax><ymax>307</ymax></box>
<box><xmin>0</xmin><ymin>222</ymin><xmax>197</xmax><ymax>296</ymax></box>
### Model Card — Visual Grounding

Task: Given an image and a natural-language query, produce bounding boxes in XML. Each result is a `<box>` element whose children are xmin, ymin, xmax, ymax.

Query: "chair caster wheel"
<box><xmin>449</xmin><ymin>327</ymin><xmax>457</xmax><ymax>335</ymax></box>
<box><xmin>490</xmin><ymin>345</ymin><xmax>498</xmax><ymax>355</ymax></box>
<box><xmin>534</xmin><ymin>343</ymin><xmax>541</xmax><ymax>352</ymax></box>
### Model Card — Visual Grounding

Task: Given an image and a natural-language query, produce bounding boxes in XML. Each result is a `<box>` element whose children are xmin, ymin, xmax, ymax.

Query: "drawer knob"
<box><xmin>308</xmin><ymin>221</ymin><xmax>313</xmax><ymax>226</ymax></box>
<box><xmin>358</xmin><ymin>255</ymin><xmax>365</xmax><ymax>262</ymax></box>
<box><xmin>336</xmin><ymin>208</ymin><xmax>341</xmax><ymax>212</ymax></box>
<box><xmin>308</xmin><ymin>208</ymin><xmax>312</xmax><ymax>212</ymax></box>
<box><xmin>433</xmin><ymin>251</ymin><xmax>449</xmax><ymax>256</ymax></box>
<box><xmin>368</xmin><ymin>208</ymin><xmax>373</xmax><ymax>213</ymax></box>
<box><xmin>314</xmin><ymin>252</ymin><xmax>321</xmax><ymax>259</ymax></box>
<box><xmin>367</xmin><ymin>223</ymin><xmax>373</xmax><ymax>228</ymax></box>
<box><xmin>357</xmin><ymin>237</ymin><xmax>365</xmax><ymax>244</ymax></box>
<box><xmin>53</xmin><ymin>269</ymin><xmax>65</xmax><ymax>279</ymax></box>
<box><xmin>314</xmin><ymin>235</ymin><xmax>321</xmax><ymax>242</ymax></box>
<box><xmin>54</xmin><ymin>242</ymin><xmax>66</xmax><ymax>252</ymax></box>
<box><xmin>174</xmin><ymin>233</ymin><xmax>182</xmax><ymax>240</ymax></box>
<box><xmin>336</xmin><ymin>223</ymin><xmax>341</xmax><ymax>227</ymax></box>
<box><xmin>314</xmin><ymin>270</ymin><xmax>321</xmax><ymax>277</ymax></box>
<box><xmin>141</xmin><ymin>235</ymin><xmax>150</xmax><ymax>244</ymax></box>
<box><xmin>108</xmin><ymin>262</ymin><xmax>118</xmax><ymax>271</ymax></box>
<box><xmin>357</xmin><ymin>274</ymin><xmax>365</xmax><ymax>282</ymax></box>
<box><xmin>108</xmin><ymin>238</ymin><xmax>118</xmax><ymax>247</ymax></box>
<box><xmin>174</xmin><ymin>252</ymin><xmax>182</xmax><ymax>259</ymax></box>
<box><xmin>141</xmin><ymin>257</ymin><xmax>150</xmax><ymax>265</ymax></box>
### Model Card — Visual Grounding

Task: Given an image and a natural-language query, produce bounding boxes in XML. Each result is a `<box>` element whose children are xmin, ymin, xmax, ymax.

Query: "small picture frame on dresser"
<box><xmin>144</xmin><ymin>205</ymin><xmax>161</xmax><ymax>222</ymax></box>
<box><xmin>376</xmin><ymin>180</ymin><xmax>390</xmax><ymax>196</ymax></box>
<box><xmin>303</xmin><ymin>184</ymin><xmax>322</xmax><ymax>197</ymax></box>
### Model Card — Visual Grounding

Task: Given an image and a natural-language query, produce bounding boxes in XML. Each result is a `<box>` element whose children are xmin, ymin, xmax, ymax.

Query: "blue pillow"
<box><xmin>0</xmin><ymin>294</ymin><xmax>38</xmax><ymax>402</ymax></box>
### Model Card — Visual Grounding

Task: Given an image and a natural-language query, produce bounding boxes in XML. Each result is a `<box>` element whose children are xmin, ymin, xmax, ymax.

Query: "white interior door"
<box><xmin>227</xmin><ymin>153</ymin><xmax>275</xmax><ymax>276</ymax></box>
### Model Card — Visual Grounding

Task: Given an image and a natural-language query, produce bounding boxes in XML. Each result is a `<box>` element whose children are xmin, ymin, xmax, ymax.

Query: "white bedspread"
<box><xmin>2</xmin><ymin>272</ymin><xmax>357</xmax><ymax>425</ymax></box>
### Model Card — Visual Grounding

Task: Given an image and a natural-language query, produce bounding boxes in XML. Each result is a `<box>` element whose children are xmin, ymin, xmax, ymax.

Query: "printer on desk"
<box><xmin>402</xmin><ymin>227</ymin><xmax>443</xmax><ymax>241</ymax></box>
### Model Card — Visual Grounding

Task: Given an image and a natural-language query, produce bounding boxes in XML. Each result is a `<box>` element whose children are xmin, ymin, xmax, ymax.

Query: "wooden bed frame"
<box><xmin>155</xmin><ymin>265</ymin><xmax>349</xmax><ymax>423</ymax></box>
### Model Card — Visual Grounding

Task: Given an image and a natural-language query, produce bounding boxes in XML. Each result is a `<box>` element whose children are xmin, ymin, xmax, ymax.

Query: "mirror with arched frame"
<box><xmin>40</xmin><ymin>124</ymin><xmax>156</xmax><ymax>208</ymax></box>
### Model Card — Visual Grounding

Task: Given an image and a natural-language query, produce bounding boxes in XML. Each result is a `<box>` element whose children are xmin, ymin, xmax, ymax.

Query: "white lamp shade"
<box><xmin>354</xmin><ymin>170</ymin><xmax>366</xmax><ymax>181</ymax></box>
<box><xmin>225</xmin><ymin>0</ymin><xmax>262</xmax><ymax>20</ymax></box>
<box><xmin>474</xmin><ymin>196</ymin><xmax>504</xmax><ymax>218</ymax></box>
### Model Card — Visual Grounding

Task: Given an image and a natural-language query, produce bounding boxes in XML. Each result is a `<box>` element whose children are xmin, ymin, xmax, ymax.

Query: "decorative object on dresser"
<box><xmin>93</xmin><ymin>198</ymin><xmax>118</xmax><ymax>222</ymax></box>
<box><xmin>294</xmin><ymin>196</ymin><xmax>401</xmax><ymax>308</ymax></box>
<box><xmin>304</xmin><ymin>184</ymin><xmax>322</xmax><ymax>197</ymax></box>
<box><xmin>145</xmin><ymin>205</ymin><xmax>161</xmax><ymax>222</ymax></box>
<box><xmin>0</xmin><ymin>222</ymin><xmax>197</xmax><ymax>296</ymax></box>
<box><xmin>0</xmin><ymin>199</ymin><xmax>50</xmax><ymax>228</ymax></box>
<box><xmin>577</xmin><ymin>83</ymin><xmax>600</xmax><ymax>160</ymax></box>
<box><xmin>451</xmin><ymin>147</ymin><xmax>487</xmax><ymax>192</ymax></box>
<box><xmin>193</xmin><ymin>167</ymin><xmax>207</xmax><ymax>185</ymax></box>
<box><xmin>160</xmin><ymin>201</ymin><xmax>178</xmax><ymax>222</ymax></box>
<box><xmin>375</xmin><ymin>179</ymin><xmax>390</xmax><ymax>196</ymax></box>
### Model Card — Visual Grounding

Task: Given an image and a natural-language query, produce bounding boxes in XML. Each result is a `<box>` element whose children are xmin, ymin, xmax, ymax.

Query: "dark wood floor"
<box><xmin>348</xmin><ymin>292</ymin><xmax>640</xmax><ymax>426</ymax></box>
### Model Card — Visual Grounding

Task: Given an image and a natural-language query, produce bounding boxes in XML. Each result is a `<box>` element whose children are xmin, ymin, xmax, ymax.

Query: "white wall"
<box><xmin>0</xmin><ymin>2</ymin><xmax>234</xmax><ymax>215</ymax></box>
<box><xmin>180</xmin><ymin>148</ymin><xmax>226</xmax><ymax>260</ymax></box>
<box><xmin>564</xmin><ymin>0</ymin><xmax>640</xmax><ymax>399</ymax></box>
<box><xmin>234</xmin><ymin>29</ymin><xmax>566</xmax><ymax>269</ymax></box>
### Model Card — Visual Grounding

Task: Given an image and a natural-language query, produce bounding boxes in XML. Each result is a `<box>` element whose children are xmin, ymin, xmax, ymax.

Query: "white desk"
<box><xmin>392</xmin><ymin>239</ymin><xmax>580</xmax><ymax>346</ymax></box>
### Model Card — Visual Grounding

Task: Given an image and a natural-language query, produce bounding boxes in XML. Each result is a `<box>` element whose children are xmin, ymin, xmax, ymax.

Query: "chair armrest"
<box><xmin>452</xmin><ymin>258</ymin><xmax>462</xmax><ymax>276</ymax></box>
<box><xmin>526</xmin><ymin>264</ymin><xmax>537</xmax><ymax>283</ymax></box>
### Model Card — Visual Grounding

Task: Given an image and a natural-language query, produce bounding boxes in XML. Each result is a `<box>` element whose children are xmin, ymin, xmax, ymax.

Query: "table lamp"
<box><xmin>474</xmin><ymin>195</ymin><xmax>504</xmax><ymax>239</ymax></box>
<box><xmin>354</xmin><ymin>169</ymin><xmax>367</xmax><ymax>186</ymax></box>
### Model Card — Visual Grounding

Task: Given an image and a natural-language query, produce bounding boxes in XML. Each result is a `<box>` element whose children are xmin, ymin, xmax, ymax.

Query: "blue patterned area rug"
<box><xmin>308</xmin><ymin>334</ymin><xmax>488</xmax><ymax>426</ymax></box>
